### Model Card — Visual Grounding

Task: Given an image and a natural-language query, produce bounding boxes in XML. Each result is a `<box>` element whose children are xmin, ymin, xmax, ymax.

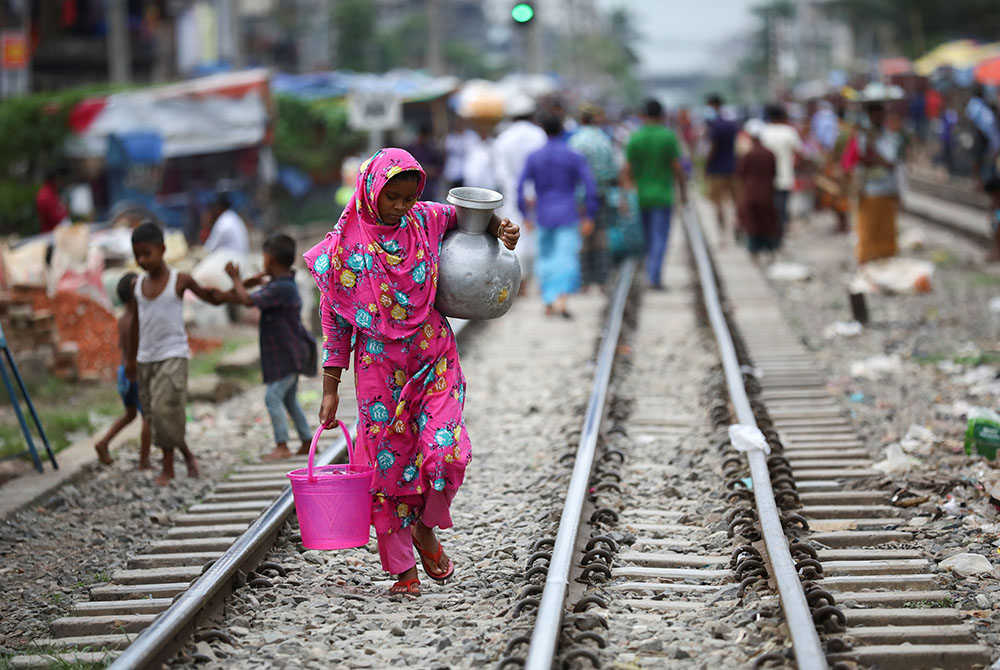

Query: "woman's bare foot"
<box><xmin>262</xmin><ymin>444</ymin><xmax>293</xmax><ymax>461</ymax></box>
<box><xmin>94</xmin><ymin>441</ymin><xmax>113</xmax><ymax>466</ymax></box>
<box><xmin>137</xmin><ymin>460</ymin><xmax>152</xmax><ymax>471</ymax></box>
<box><xmin>388</xmin><ymin>566</ymin><xmax>421</xmax><ymax>596</ymax></box>
<box><xmin>154</xmin><ymin>470</ymin><xmax>174</xmax><ymax>486</ymax></box>
<box><xmin>412</xmin><ymin>521</ymin><xmax>452</xmax><ymax>578</ymax></box>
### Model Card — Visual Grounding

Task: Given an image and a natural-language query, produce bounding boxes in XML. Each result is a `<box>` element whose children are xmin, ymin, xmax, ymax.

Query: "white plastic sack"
<box><xmin>823</xmin><ymin>320</ymin><xmax>863</xmax><ymax>339</ymax></box>
<box><xmin>765</xmin><ymin>262</ymin><xmax>813</xmax><ymax>282</ymax></box>
<box><xmin>3</xmin><ymin>239</ymin><xmax>49</xmax><ymax>286</ymax></box>
<box><xmin>728</xmin><ymin>424</ymin><xmax>771</xmax><ymax>455</ymax></box>
<box><xmin>853</xmin><ymin>257</ymin><xmax>934</xmax><ymax>294</ymax></box>
<box><xmin>849</xmin><ymin>354</ymin><xmax>902</xmax><ymax>380</ymax></box>
<box><xmin>191</xmin><ymin>249</ymin><xmax>259</xmax><ymax>290</ymax></box>
<box><xmin>872</xmin><ymin>443</ymin><xmax>920</xmax><ymax>474</ymax></box>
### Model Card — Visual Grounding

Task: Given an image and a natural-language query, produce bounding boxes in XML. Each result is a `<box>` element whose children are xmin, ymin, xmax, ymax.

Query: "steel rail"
<box><xmin>681</xmin><ymin>203</ymin><xmax>828</xmax><ymax>670</ymax></box>
<box><xmin>112</xmin><ymin>318</ymin><xmax>470</xmax><ymax>669</ymax></box>
<box><xmin>523</xmin><ymin>258</ymin><xmax>636</xmax><ymax>670</ymax></box>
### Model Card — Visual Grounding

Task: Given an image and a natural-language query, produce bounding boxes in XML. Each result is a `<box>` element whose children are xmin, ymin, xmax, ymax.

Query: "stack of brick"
<box><xmin>0</xmin><ymin>294</ymin><xmax>80</xmax><ymax>382</ymax></box>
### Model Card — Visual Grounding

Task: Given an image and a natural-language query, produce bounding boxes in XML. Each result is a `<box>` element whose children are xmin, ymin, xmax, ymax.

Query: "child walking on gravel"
<box><xmin>217</xmin><ymin>233</ymin><xmax>317</xmax><ymax>461</ymax></box>
<box><xmin>94</xmin><ymin>272</ymin><xmax>152</xmax><ymax>468</ymax></box>
<box><xmin>305</xmin><ymin>148</ymin><xmax>519</xmax><ymax>596</ymax></box>
<box><xmin>128</xmin><ymin>221</ymin><xmax>222</xmax><ymax>485</ymax></box>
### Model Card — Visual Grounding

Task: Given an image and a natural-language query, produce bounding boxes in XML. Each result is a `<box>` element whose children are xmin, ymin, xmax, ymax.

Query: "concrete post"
<box><xmin>107</xmin><ymin>0</ymin><xmax>132</xmax><ymax>84</ymax></box>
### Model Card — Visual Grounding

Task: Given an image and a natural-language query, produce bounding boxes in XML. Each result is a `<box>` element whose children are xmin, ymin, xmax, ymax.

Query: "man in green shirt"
<box><xmin>625</xmin><ymin>98</ymin><xmax>687</xmax><ymax>289</ymax></box>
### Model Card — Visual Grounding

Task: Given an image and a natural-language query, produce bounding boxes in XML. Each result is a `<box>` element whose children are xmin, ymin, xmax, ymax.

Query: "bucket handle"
<box><xmin>306</xmin><ymin>420</ymin><xmax>366</xmax><ymax>483</ymax></box>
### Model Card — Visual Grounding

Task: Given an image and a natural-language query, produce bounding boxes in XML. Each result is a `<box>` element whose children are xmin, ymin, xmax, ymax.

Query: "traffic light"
<box><xmin>511</xmin><ymin>2</ymin><xmax>534</xmax><ymax>24</ymax></box>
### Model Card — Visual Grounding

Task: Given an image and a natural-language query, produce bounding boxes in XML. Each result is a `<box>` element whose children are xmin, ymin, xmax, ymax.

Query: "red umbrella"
<box><xmin>975</xmin><ymin>56</ymin><xmax>1000</xmax><ymax>85</ymax></box>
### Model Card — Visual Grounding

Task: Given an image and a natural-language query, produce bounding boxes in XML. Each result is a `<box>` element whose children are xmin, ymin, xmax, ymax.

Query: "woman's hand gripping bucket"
<box><xmin>287</xmin><ymin>421</ymin><xmax>374</xmax><ymax>550</ymax></box>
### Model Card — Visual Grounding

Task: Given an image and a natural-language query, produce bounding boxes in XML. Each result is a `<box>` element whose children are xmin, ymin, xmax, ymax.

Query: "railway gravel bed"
<box><xmin>171</xmin><ymin>292</ymin><xmax>607</xmax><ymax>670</ymax></box>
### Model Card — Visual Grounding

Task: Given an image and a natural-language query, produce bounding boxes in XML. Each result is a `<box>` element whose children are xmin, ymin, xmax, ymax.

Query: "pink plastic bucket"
<box><xmin>287</xmin><ymin>421</ymin><xmax>373</xmax><ymax>550</ymax></box>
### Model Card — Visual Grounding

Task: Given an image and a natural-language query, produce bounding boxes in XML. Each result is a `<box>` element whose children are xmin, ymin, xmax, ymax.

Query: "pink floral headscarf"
<box><xmin>303</xmin><ymin>148</ymin><xmax>451</xmax><ymax>341</ymax></box>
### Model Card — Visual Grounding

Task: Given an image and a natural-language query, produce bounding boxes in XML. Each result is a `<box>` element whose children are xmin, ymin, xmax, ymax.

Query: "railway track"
<box><xmin>903</xmin><ymin>172</ymin><xmax>992</xmax><ymax>246</ymax></box>
<box><xmin>10</xmin><ymin>193</ymin><xmax>998</xmax><ymax>669</ymax></box>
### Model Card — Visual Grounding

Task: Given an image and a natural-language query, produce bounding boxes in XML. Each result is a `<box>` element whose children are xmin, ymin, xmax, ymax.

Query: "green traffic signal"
<box><xmin>511</xmin><ymin>2</ymin><xmax>534</xmax><ymax>23</ymax></box>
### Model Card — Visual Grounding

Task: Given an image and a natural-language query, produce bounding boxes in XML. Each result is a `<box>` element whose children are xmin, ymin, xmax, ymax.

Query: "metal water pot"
<box><xmin>435</xmin><ymin>187</ymin><xmax>521</xmax><ymax>320</ymax></box>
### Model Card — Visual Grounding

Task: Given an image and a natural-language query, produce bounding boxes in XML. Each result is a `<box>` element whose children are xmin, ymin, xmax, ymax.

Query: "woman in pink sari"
<box><xmin>305</xmin><ymin>149</ymin><xmax>518</xmax><ymax>596</ymax></box>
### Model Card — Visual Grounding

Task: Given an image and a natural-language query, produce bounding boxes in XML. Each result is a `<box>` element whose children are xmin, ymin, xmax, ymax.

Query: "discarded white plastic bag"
<box><xmin>728</xmin><ymin>424</ymin><xmax>771</xmax><ymax>455</ymax></box>
<box><xmin>849</xmin><ymin>354</ymin><xmax>903</xmax><ymax>380</ymax></box>
<box><xmin>872</xmin><ymin>443</ymin><xmax>921</xmax><ymax>474</ymax></box>
<box><xmin>765</xmin><ymin>262</ymin><xmax>813</xmax><ymax>282</ymax></box>
<box><xmin>853</xmin><ymin>257</ymin><xmax>933</xmax><ymax>294</ymax></box>
<box><xmin>823</xmin><ymin>321</ymin><xmax>863</xmax><ymax>339</ymax></box>
<box><xmin>898</xmin><ymin>424</ymin><xmax>936</xmax><ymax>455</ymax></box>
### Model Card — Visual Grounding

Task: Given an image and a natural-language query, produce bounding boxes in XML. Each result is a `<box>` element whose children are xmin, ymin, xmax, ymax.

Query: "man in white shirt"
<box><xmin>760</xmin><ymin>104</ymin><xmax>803</xmax><ymax>242</ymax></box>
<box><xmin>203</xmin><ymin>194</ymin><xmax>249</xmax><ymax>255</ymax></box>
<box><xmin>493</xmin><ymin>95</ymin><xmax>547</xmax><ymax>273</ymax></box>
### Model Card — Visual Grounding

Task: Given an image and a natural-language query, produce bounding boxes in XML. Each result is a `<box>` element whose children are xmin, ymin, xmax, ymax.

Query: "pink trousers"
<box><xmin>377</xmin><ymin>488</ymin><xmax>456</xmax><ymax>575</ymax></box>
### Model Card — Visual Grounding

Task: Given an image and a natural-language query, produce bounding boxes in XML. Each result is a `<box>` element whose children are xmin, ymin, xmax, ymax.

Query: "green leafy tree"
<box><xmin>272</xmin><ymin>94</ymin><xmax>364</xmax><ymax>181</ymax></box>
<box><xmin>332</xmin><ymin>0</ymin><xmax>378</xmax><ymax>71</ymax></box>
<box><xmin>0</xmin><ymin>89</ymin><xmax>89</xmax><ymax>235</ymax></box>
<box><xmin>822</xmin><ymin>0</ymin><xmax>1000</xmax><ymax>58</ymax></box>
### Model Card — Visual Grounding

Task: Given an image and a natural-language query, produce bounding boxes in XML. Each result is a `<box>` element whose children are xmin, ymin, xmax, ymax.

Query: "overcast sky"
<box><xmin>594</xmin><ymin>0</ymin><xmax>760</xmax><ymax>76</ymax></box>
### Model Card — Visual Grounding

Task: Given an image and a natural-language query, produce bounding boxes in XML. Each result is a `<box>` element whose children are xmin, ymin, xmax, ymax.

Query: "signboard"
<box><xmin>1</xmin><ymin>31</ymin><xmax>28</xmax><ymax>69</ymax></box>
<box><xmin>347</xmin><ymin>91</ymin><xmax>403</xmax><ymax>131</ymax></box>
<box><xmin>0</xmin><ymin>30</ymin><xmax>28</xmax><ymax>98</ymax></box>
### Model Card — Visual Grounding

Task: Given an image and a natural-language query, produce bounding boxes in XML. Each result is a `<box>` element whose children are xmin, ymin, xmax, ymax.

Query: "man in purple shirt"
<box><xmin>705</xmin><ymin>93</ymin><xmax>740</xmax><ymax>241</ymax></box>
<box><xmin>518</xmin><ymin>113</ymin><xmax>598</xmax><ymax>318</ymax></box>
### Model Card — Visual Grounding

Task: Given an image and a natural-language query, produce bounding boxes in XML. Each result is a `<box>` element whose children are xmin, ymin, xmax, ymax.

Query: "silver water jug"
<box><xmin>435</xmin><ymin>186</ymin><xmax>521</xmax><ymax>320</ymax></box>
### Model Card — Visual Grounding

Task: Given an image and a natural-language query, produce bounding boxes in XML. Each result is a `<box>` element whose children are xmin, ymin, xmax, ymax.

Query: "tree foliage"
<box><xmin>332</xmin><ymin>0</ymin><xmax>379</xmax><ymax>71</ymax></box>
<box><xmin>0</xmin><ymin>89</ymin><xmax>89</xmax><ymax>235</ymax></box>
<box><xmin>821</xmin><ymin>0</ymin><xmax>1000</xmax><ymax>57</ymax></box>
<box><xmin>272</xmin><ymin>94</ymin><xmax>364</xmax><ymax>181</ymax></box>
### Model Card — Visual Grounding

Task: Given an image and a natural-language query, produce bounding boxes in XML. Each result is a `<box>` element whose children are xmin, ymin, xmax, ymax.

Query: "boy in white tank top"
<box><xmin>127</xmin><ymin>222</ymin><xmax>226</xmax><ymax>485</ymax></box>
